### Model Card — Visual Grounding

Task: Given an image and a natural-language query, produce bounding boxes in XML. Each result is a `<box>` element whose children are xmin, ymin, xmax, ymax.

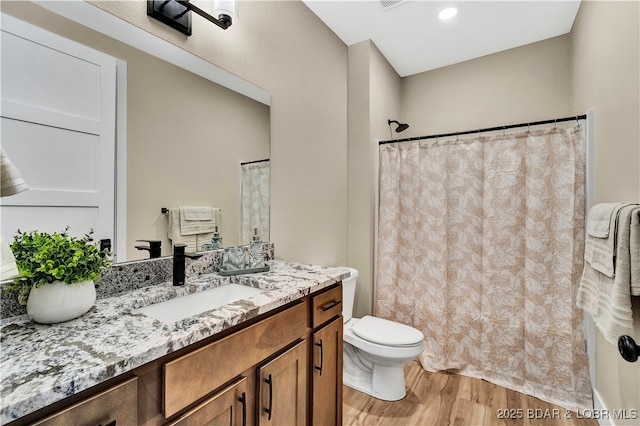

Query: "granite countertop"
<box><xmin>0</xmin><ymin>260</ymin><xmax>349</xmax><ymax>423</ymax></box>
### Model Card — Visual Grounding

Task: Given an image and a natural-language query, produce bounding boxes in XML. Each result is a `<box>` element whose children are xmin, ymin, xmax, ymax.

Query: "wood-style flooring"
<box><xmin>343</xmin><ymin>361</ymin><xmax>598</xmax><ymax>426</ymax></box>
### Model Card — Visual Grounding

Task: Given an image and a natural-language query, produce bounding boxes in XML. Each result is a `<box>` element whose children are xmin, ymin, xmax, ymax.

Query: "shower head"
<box><xmin>388</xmin><ymin>119</ymin><xmax>410</xmax><ymax>133</ymax></box>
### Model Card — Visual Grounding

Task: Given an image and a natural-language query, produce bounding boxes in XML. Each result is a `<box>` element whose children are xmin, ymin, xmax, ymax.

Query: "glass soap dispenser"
<box><xmin>203</xmin><ymin>226</ymin><xmax>223</xmax><ymax>251</ymax></box>
<box><xmin>249</xmin><ymin>227</ymin><xmax>264</xmax><ymax>268</ymax></box>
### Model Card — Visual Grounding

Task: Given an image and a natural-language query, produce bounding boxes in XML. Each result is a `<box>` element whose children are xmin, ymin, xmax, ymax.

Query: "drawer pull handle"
<box><xmin>239</xmin><ymin>391</ymin><xmax>247</xmax><ymax>426</ymax></box>
<box><xmin>320</xmin><ymin>300</ymin><xmax>341</xmax><ymax>312</ymax></box>
<box><xmin>98</xmin><ymin>421</ymin><xmax>116</xmax><ymax>426</ymax></box>
<box><xmin>264</xmin><ymin>374</ymin><xmax>273</xmax><ymax>421</ymax></box>
<box><xmin>314</xmin><ymin>339</ymin><xmax>324</xmax><ymax>376</ymax></box>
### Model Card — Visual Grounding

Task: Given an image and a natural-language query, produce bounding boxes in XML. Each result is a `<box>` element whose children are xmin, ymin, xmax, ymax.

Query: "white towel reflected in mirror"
<box><xmin>0</xmin><ymin>148</ymin><xmax>29</xmax><ymax>280</ymax></box>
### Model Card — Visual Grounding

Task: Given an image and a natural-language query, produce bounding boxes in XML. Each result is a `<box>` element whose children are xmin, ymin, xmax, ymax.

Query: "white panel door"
<box><xmin>0</xmin><ymin>14</ymin><xmax>117</xmax><ymax>247</ymax></box>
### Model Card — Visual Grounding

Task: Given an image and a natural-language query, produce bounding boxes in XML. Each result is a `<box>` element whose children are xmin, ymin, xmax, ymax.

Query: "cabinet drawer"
<box><xmin>311</xmin><ymin>284</ymin><xmax>342</xmax><ymax>329</ymax></box>
<box><xmin>31</xmin><ymin>377</ymin><xmax>138</xmax><ymax>426</ymax></box>
<box><xmin>164</xmin><ymin>302</ymin><xmax>308</xmax><ymax>418</ymax></box>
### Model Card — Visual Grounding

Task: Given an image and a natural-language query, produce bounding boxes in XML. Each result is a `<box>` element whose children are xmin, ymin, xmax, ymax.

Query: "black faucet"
<box><xmin>173</xmin><ymin>243</ymin><xmax>203</xmax><ymax>286</ymax></box>
<box><xmin>135</xmin><ymin>240</ymin><xmax>162</xmax><ymax>258</ymax></box>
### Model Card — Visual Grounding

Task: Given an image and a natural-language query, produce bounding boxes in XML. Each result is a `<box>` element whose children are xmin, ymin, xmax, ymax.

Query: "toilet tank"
<box><xmin>340</xmin><ymin>267</ymin><xmax>358</xmax><ymax>322</ymax></box>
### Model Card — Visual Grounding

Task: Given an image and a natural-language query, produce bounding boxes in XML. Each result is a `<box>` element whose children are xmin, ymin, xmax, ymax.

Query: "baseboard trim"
<box><xmin>593</xmin><ymin>388</ymin><xmax>614</xmax><ymax>426</ymax></box>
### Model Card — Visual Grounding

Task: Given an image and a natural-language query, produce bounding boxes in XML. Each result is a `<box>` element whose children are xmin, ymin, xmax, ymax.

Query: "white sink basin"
<box><xmin>136</xmin><ymin>284</ymin><xmax>265</xmax><ymax>324</ymax></box>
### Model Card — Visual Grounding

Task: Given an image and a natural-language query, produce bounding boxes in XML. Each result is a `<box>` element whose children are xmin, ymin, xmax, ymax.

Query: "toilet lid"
<box><xmin>351</xmin><ymin>316</ymin><xmax>424</xmax><ymax>346</ymax></box>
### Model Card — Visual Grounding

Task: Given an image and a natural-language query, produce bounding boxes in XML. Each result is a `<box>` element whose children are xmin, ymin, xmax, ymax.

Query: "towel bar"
<box><xmin>161</xmin><ymin>207</ymin><xmax>221</xmax><ymax>214</ymax></box>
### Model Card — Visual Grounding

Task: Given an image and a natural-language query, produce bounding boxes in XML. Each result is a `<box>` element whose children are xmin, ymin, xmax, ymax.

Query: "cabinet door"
<box><xmin>311</xmin><ymin>317</ymin><xmax>343</xmax><ymax>426</ymax></box>
<box><xmin>257</xmin><ymin>340</ymin><xmax>308</xmax><ymax>425</ymax></box>
<box><xmin>167</xmin><ymin>376</ymin><xmax>251</xmax><ymax>426</ymax></box>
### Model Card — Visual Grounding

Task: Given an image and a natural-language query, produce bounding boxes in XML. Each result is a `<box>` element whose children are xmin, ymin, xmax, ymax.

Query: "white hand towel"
<box><xmin>167</xmin><ymin>208</ymin><xmax>197</xmax><ymax>252</ymax></box>
<box><xmin>577</xmin><ymin>204</ymin><xmax>639</xmax><ymax>344</ymax></box>
<box><xmin>584</xmin><ymin>202</ymin><xmax>636</xmax><ymax>277</ymax></box>
<box><xmin>586</xmin><ymin>202</ymin><xmax>624</xmax><ymax>238</ymax></box>
<box><xmin>179</xmin><ymin>206</ymin><xmax>218</xmax><ymax>235</ymax></box>
<box><xmin>182</xmin><ymin>206</ymin><xmax>213</xmax><ymax>221</ymax></box>
<box><xmin>630</xmin><ymin>208</ymin><xmax>640</xmax><ymax>296</ymax></box>
<box><xmin>167</xmin><ymin>207</ymin><xmax>220</xmax><ymax>252</ymax></box>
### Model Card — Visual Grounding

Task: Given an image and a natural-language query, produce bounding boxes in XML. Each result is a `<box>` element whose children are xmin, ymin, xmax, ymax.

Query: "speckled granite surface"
<box><xmin>1</xmin><ymin>242</ymin><xmax>275</xmax><ymax>319</ymax></box>
<box><xmin>0</xmin><ymin>260</ymin><xmax>348</xmax><ymax>423</ymax></box>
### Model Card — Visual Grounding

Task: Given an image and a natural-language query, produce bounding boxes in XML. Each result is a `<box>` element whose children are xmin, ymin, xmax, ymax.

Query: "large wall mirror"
<box><xmin>0</xmin><ymin>1</ymin><xmax>270</xmax><ymax>263</ymax></box>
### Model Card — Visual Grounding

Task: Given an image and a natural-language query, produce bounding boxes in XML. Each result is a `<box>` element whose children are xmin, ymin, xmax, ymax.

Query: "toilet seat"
<box><xmin>344</xmin><ymin>318</ymin><xmax>424</xmax><ymax>361</ymax></box>
<box><xmin>351</xmin><ymin>315</ymin><xmax>424</xmax><ymax>347</ymax></box>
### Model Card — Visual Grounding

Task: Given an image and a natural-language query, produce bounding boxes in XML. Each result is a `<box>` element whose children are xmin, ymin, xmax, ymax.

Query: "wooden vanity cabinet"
<box><xmin>310</xmin><ymin>284</ymin><xmax>343</xmax><ymax>426</ymax></box>
<box><xmin>162</xmin><ymin>302</ymin><xmax>308</xmax><ymax>419</ymax></box>
<box><xmin>18</xmin><ymin>283</ymin><xmax>345</xmax><ymax>426</ymax></box>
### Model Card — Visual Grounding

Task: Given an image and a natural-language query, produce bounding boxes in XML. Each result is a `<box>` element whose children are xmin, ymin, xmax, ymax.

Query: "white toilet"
<box><xmin>341</xmin><ymin>267</ymin><xmax>424</xmax><ymax>401</ymax></box>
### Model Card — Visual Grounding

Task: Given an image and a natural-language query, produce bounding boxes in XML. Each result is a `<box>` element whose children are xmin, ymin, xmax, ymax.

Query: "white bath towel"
<box><xmin>583</xmin><ymin>202</ymin><xmax>634</xmax><ymax>278</ymax></box>
<box><xmin>0</xmin><ymin>234</ymin><xmax>19</xmax><ymax>280</ymax></box>
<box><xmin>577</xmin><ymin>204</ymin><xmax>640</xmax><ymax>344</ymax></box>
<box><xmin>167</xmin><ymin>207</ymin><xmax>220</xmax><ymax>252</ymax></box>
<box><xmin>630</xmin><ymin>208</ymin><xmax>640</xmax><ymax>296</ymax></box>
<box><xmin>586</xmin><ymin>202</ymin><xmax>624</xmax><ymax>238</ymax></box>
<box><xmin>1</xmin><ymin>148</ymin><xmax>28</xmax><ymax>197</ymax></box>
<box><xmin>179</xmin><ymin>206</ymin><xmax>218</xmax><ymax>235</ymax></box>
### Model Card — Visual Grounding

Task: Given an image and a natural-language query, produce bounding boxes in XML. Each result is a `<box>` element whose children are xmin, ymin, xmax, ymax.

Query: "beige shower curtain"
<box><xmin>240</xmin><ymin>160</ymin><xmax>270</xmax><ymax>244</ymax></box>
<box><xmin>376</xmin><ymin>126</ymin><xmax>592</xmax><ymax>412</ymax></box>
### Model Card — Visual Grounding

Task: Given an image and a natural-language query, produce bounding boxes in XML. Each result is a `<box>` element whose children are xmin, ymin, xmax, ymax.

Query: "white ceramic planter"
<box><xmin>26</xmin><ymin>280</ymin><xmax>96</xmax><ymax>324</ymax></box>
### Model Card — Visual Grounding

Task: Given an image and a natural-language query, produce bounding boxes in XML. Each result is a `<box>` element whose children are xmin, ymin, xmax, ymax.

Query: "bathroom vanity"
<box><xmin>0</xmin><ymin>261</ymin><xmax>347</xmax><ymax>425</ymax></box>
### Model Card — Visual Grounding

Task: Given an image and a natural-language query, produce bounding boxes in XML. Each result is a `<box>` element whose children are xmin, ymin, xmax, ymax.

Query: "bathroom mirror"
<box><xmin>0</xmin><ymin>1</ymin><xmax>270</xmax><ymax>262</ymax></box>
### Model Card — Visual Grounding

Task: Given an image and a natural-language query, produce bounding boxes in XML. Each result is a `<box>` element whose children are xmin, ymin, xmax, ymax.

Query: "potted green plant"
<box><xmin>6</xmin><ymin>228</ymin><xmax>112</xmax><ymax>324</ymax></box>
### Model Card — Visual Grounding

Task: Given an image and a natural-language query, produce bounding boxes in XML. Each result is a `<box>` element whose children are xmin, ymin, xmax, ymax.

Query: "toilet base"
<box><xmin>343</xmin><ymin>344</ymin><xmax>408</xmax><ymax>401</ymax></box>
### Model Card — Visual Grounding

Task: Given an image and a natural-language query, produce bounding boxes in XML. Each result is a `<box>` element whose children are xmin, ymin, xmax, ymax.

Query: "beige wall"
<box><xmin>347</xmin><ymin>40</ymin><xmax>402</xmax><ymax>317</ymax></box>
<box><xmin>400</xmin><ymin>35</ymin><xmax>573</xmax><ymax>137</ymax></box>
<box><xmin>572</xmin><ymin>1</ymin><xmax>640</xmax><ymax>422</ymax></box>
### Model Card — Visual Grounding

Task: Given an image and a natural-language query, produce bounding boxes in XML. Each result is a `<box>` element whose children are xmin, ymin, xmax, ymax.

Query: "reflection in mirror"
<box><xmin>0</xmin><ymin>2</ymin><xmax>270</xmax><ymax>263</ymax></box>
<box><xmin>240</xmin><ymin>159</ymin><xmax>270</xmax><ymax>244</ymax></box>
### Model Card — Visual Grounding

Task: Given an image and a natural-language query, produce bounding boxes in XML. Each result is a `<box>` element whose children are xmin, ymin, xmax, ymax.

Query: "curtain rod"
<box><xmin>379</xmin><ymin>114</ymin><xmax>587</xmax><ymax>145</ymax></box>
<box><xmin>240</xmin><ymin>158</ymin><xmax>270</xmax><ymax>166</ymax></box>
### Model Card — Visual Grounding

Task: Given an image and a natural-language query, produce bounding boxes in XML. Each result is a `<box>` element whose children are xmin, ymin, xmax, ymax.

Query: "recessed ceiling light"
<box><xmin>439</xmin><ymin>6</ymin><xmax>458</xmax><ymax>20</ymax></box>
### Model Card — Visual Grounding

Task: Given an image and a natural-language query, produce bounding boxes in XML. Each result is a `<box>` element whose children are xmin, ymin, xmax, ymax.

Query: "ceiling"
<box><xmin>302</xmin><ymin>0</ymin><xmax>582</xmax><ymax>77</ymax></box>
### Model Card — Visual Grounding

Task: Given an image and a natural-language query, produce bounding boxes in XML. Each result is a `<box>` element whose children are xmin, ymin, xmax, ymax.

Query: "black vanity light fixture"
<box><xmin>147</xmin><ymin>0</ymin><xmax>235</xmax><ymax>36</ymax></box>
<box><xmin>388</xmin><ymin>119</ymin><xmax>410</xmax><ymax>133</ymax></box>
